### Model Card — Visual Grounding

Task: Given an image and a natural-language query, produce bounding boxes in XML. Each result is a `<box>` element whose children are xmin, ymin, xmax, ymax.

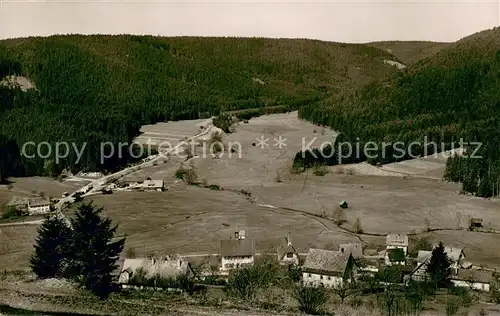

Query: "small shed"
<box><xmin>469</xmin><ymin>218</ymin><xmax>483</xmax><ymax>230</ymax></box>
<box><xmin>339</xmin><ymin>200</ymin><xmax>348</xmax><ymax>209</ymax></box>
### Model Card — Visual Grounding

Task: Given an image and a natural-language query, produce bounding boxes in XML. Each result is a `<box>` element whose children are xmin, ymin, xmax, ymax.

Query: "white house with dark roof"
<box><xmin>408</xmin><ymin>246</ymin><xmax>467</xmax><ymax>282</ymax></box>
<box><xmin>141</xmin><ymin>180</ymin><xmax>164</xmax><ymax>192</ymax></box>
<box><xmin>118</xmin><ymin>257</ymin><xmax>195</xmax><ymax>287</ymax></box>
<box><xmin>27</xmin><ymin>197</ymin><xmax>51</xmax><ymax>215</ymax></box>
<box><xmin>451</xmin><ymin>269</ymin><xmax>493</xmax><ymax>292</ymax></box>
<box><xmin>302</xmin><ymin>248</ymin><xmax>358</xmax><ymax>288</ymax></box>
<box><xmin>220</xmin><ymin>230</ymin><xmax>255</xmax><ymax>271</ymax></box>
<box><xmin>277</xmin><ymin>233</ymin><xmax>299</xmax><ymax>266</ymax></box>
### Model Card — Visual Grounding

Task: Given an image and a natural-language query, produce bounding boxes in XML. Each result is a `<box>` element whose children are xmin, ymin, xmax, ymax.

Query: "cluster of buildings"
<box><xmin>116</xmin><ymin>230</ymin><xmax>496</xmax><ymax>292</ymax></box>
<box><xmin>6</xmin><ymin>196</ymin><xmax>52</xmax><ymax>215</ymax></box>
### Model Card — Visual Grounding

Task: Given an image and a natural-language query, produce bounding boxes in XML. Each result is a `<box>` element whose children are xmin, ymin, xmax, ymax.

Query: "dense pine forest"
<box><xmin>0</xmin><ymin>35</ymin><xmax>399</xmax><ymax>180</ymax></box>
<box><xmin>297</xmin><ymin>27</ymin><xmax>500</xmax><ymax>197</ymax></box>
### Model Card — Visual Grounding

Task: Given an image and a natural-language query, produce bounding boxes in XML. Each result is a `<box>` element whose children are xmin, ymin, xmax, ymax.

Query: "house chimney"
<box><xmin>286</xmin><ymin>230</ymin><xmax>292</xmax><ymax>246</ymax></box>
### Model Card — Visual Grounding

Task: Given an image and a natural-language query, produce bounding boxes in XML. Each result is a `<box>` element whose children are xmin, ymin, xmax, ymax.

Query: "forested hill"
<box><xmin>298</xmin><ymin>26</ymin><xmax>500</xmax><ymax>197</ymax></box>
<box><xmin>0</xmin><ymin>35</ymin><xmax>399</xmax><ymax>179</ymax></box>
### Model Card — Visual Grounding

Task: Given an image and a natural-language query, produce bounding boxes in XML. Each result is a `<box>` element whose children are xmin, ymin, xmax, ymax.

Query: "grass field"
<box><xmin>2</xmin><ymin>112</ymin><xmax>500</xmax><ymax>272</ymax></box>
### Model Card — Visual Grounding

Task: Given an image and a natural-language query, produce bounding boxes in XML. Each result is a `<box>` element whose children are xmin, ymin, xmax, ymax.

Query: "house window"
<box><xmin>286</xmin><ymin>253</ymin><xmax>294</xmax><ymax>258</ymax></box>
<box><xmin>320</xmin><ymin>275</ymin><xmax>323</xmax><ymax>280</ymax></box>
<box><xmin>308</xmin><ymin>273</ymin><xmax>311</xmax><ymax>277</ymax></box>
<box><xmin>328</xmin><ymin>276</ymin><xmax>331</xmax><ymax>280</ymax></box>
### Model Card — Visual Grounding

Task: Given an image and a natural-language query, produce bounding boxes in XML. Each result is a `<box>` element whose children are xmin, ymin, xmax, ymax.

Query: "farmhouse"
<box><xmin>339</xmin><ymin>243</ymin><xmax>363</xmax><ymax>259</ymax></box>
<box><xmin>118</xmin><ymin>257</ymin><xmax>195</xmax><ymax>287</ymax></box>
<box><xmin>302</xmin><ymin>248</ymin><xmax>358</xmax><ymax>288</ymax></box>
<box><xmin>386</xmin><ymin>233</ymin><xmax>409</xmax><ymax>255</ymax></box>
<box><xmin>276</xmin><ymin>233</ymin><xmax>299</xmax><ymax>266</ymax></box>
<box><xmin>141</xmin><ymin>180</ymin><xmax>164</xmax><ymax>192</ymax></box>
<box><xmin>27</xmin><ymin>197</ymin><xmax>51</xmax><ymax>215</ymax></box>
<box><xmin>6</xmin><ymin>196</ymin><xmax>29</xmax><ymax>213</ymax></box>
<box><xmin>408</xmin><ymin>246</ymin><xmax>467</xmax><ymax>282</ymax></box>
<box><xmin>220</xmin><ymin>230</ymin><xmax>255</xmax><ymax>271</ymax></box>
<box><xmin>451</xmin><ymin>269</ymin><xmax>493</xmax><ymax>292</ymax></box>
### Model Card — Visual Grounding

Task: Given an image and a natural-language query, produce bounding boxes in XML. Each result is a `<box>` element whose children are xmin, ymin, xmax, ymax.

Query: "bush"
<box><xmin>224</xmin><ymin>263</ymin><xmax>279</xmax><ymax>300</ymax></box>
<box><xmin>1</xmin><ymin>206</ymin><xmax>25</xmax><ymax>219</ymax></box>
<box><xmin>312</xmin><ymin>163</ymin><xmax>328</xmax><ymax>176</ymax></box>
<box><xmin>184</xmin><ymin>168</ymin><xmax>198</xmax><ymax>185</ymax></box>
<box><xmin>175</xmin><ymin>167</ymin><xmax>186</xmax><ymax>180</ymax></box>
<box><xmin>292</xmin><ymin>283</ymin><xmax>329</xmax><ymax>315</ymax></box>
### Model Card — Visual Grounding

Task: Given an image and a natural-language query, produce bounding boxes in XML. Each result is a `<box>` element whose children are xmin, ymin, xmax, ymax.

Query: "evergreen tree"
<box><xmin>426</xmin><ymin>242</ymin><xmax>452</xmax><ymax>288</ymax></box>
<box><xmin>30</xmin><ymin>215</ymin><xmax>71</xmax><ymax>278</ymax></box>
<box><xmin>64</xmin><ymin>202</ymin><xmax>125</xmax><ymax>298</ymax></box>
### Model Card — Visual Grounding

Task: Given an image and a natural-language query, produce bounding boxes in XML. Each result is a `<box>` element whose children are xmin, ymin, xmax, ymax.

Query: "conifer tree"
<box><xmin>426</xmin><ymin>242</ymin><xmax>452</xmax><ymax>288</ymax></box>
<box><xmin>64</xmin><ymin>202</ymin><xmax>125</xmax><ymax>298</ymax></box>
<box><xmin>30</xmin><ymin>215</ymin><xmax>71</xmax><ymax>278</ymax></box>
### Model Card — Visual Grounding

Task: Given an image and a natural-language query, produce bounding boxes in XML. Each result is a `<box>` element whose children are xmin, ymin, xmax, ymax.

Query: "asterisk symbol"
<box><xmin>255</xmin><ymin>135</ymin><xmax>269</xmax><ymax>149</ymax></box>
<box><xmin>273</xmin><ymin>136</ymin><xmax>287</xmax><ymax>149</ymax></box>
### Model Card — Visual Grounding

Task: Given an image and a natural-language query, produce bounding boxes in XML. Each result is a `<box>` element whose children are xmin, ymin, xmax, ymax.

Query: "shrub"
<box><xmin>446</xmin><ymin>297</ymin><xmax>460</xmax><ymax>316</ymax></box>
<box><xmin>224</xmin><ymin>263</ymin><xmax>279</xmax><ymax>300</ymax></box>
<box><xmin>312</xmin><ymin>163</ymin><xmax>328</xmax><ymax>176</ymax></box>
<box><xmin>1</xmin><ymin>206</ymin><xmax>25</xmax><ymax>219</ymax></box>
<box><xmin>184</xmin><ymin>168</ymin><xmax>198</xmax><ymax>185</ymax></box>
<box><xmin>175</xmin><ymin>167</ymin><xmax>186</xmax><ymax>180</ymax></box>
<box><xmin>292</xmin><ymin>283</ymin><xmax>329</xmax><ymax>315</ymax></box>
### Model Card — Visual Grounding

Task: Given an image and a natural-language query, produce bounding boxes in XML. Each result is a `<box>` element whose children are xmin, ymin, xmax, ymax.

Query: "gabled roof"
<box><xmin>28</xmin><ymin>197</ymin><xmax>50</xmax><ymax>207</ymax></box>
<box><xmin>443</xmin><ymin>246</ymin><xmax>464</xmax><ymax>262</ymax></box>
<box><xmin>386</xmin><ymin>233</ymin><xmax>408</xmax><ymax>246</ymax></box>
<box><xmin>6</xmin><ymin>196</ymin><xmax>28</xmax><ymax>207</ymax></box>
<box><xmin>339</xmin><ymin>243</ymin><xmax>363</xmax><ymax>258</ymax></box>
<box><xmin>302</xmin><ymin>248</ymin><xmax>353</xmax><ymax>276</ymax></box>
<box><xmin>277</xmin><ymin>238</ymin><xmax>297</xmax><ymax>259</ymax></box>
<box><xmin>118</xmin><ymin>258</ymin><xmax>193</xmax><ymax>283</ymax></box>
<box><xmin>417</xmin><ymin>250</ymin><xmax>432</xmax><ymax>264</ymax></box>
<box><xmin>220</xmin><ymin>238</ymin><xmax>255</xmax><ymax>257</ymax></box>
<box><xmin>451</xmin><ymin>269</ymin><xmax>493</xmax><ymax>284</ymax></box>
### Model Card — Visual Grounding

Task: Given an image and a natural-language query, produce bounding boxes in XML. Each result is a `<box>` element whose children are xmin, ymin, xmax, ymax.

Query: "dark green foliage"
<box><xmin>377</xmin><ymin>266</ymin><xmax>404</xmax><ymax>284</ymax></box>
<box><xmin>426</xmin><ymin>242</ymin><xmax>452</xmax><ymax>288</ymax></box>
<box><xmin>387</xmin><ymin>248</ymin><xmax>405</xmax><ymax>263</ymax></box>
<box><xmin>30</xmin><ymin>215</ymin><xmax>71</xmax><ymax>278</ymax></box>
<box><xmin>0</xmin><ymin>35</ymin><xmax>397</xmax><ymax>178</ymax></box>
<box><xmin>63</xmin><ymin>202</ymin><xmax>125</xmax><ymax>298</ymax></box>
<box><xmin>224</xmin><ymin>263</ymin><xmax>280</xmax><ymax>300</ymax></box>
<box><xmin>175</xmin><ymin>167</ymin><xmax>186</xmax><ymax>180</ymax></box>
<box><xmin>1</xmin><ymin>206</ymin><xmax>25</xmax><ymax>219</ymax></box>
<box><xmin>212</xmin><ymin>113</ymin><xmax>232</xmax><ymax>133</ymax></box>
<box><xmin>291</xmin><ymin>283</ymin><xmax>329</xmax><ymax>315</ymax></box>
<box><xmin>296</xmin><ymin>27</ymin><xmax>500</xmax><ymax>196</ymax></box>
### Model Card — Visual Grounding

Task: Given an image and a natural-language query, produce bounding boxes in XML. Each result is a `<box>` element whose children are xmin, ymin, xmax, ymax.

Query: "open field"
<box><xmin>2</xmin><ymin>112</ymin><xmax>500</xmax><ymax>272</ymax></box>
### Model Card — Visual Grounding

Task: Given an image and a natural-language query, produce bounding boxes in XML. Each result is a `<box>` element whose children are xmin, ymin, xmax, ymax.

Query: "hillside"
<box><xmin>298</xmin><ymin>26</ymin><xmax>500</xmax><ymax>197</ymax></box>
<box><xmin>368</xmin><ymin>41</ymin><xmax>451</xmax><ymax>65</ymax></box>
<box><xmin>0</xmin><ymin>35</ymin><xmax>399</xmax><ymax>178</ymax></box>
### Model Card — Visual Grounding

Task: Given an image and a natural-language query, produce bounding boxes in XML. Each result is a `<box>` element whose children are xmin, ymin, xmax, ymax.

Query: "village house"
<box><xmin>276</xmin><ymin>233</ymin><xmax>299</xmax><ymax>266</ymax></box>
<box><xmin>6</xmin><ymin>196</ymin><xmax>29</xmax><ymax>214</ymax></box>
<box><xmin>302</xmin><ymin>248</ymin><xmax>358</xmax><ymax>288</ymax></box>
<box><xmin>386</xmin><ymin>233</ymin><xmax>409</xmax><ymax>254</ymax></box>
<box><xmin>27</xmin><ymin>197</ymin><xmax>51</xmax><ymax>215</ymax></box>
<box><xmin>407</xmin><ymin>246</ymin><xmax>468</xmax><ymax>282</ymax></box>
<box><xmin>118</xmin><ymin>257</ymin><xmax>195</xmax><ymax>288</ymax></box>
<box><xmin>220</xmin><ymin>230</ymin><xmax>255</xmax><ymax>271</ymax></box>
<box><xmin>339</xmin><ymin>243</ymin><xmax>363</xmax><ymax>259</ymax></box>
<box><xmin>451</xmin><ymin>269</ymin><xmax>494</xmax><ymax>292</ymax></box>
<box><xmin>141</xmin><ymin>180</ymin><xmax>164</xmax><ymax>192</ymax></box>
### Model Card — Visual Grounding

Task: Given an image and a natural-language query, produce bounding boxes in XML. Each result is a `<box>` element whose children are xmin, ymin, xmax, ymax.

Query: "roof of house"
<box><xmin>443</xmin><ymin>246</ymin><xmax>464</xmax><ymax>262</ymax></box>
<box><xmin>451</xmin><ymin>269</ymin><xmax>493</xmax><ymax>284</ymax></box>
<box><xmin>339</xmin><ymin>243</ymin><xmax>363</xmax><ymax>258</ymax></box>
<box><xmin>302</xmin><ymin>248</ymin><xmax>353</xmax><ymax>276</ymax></box>
<box><xmin>28</xmin><ymin>197</ymin><xmax>50</xmax><ymax>207</ymax></box>
<box><xmin>386</xmin><ymin>233</ymin><xmax>409</xmax><ymax>246</ymax></box>
<box><xmin>387</xmin><ymin>248</ymin><xmax>406</xmax><ymax>262</ymax></box>
<box><xmin>220</xmin><ymin>238</ymin><xmax>255</xmax><ymax>257</ymax></box>
<box><xmin>417</xmin><ymin>250</ymin><xmax>432</xmax><ymax>264</ymax></box>
<box><xmin>6</xmin><ymin>196</ymin><xmax>29</xmax><ymax>207</ymax></box>
<box><xmin>119</xmin><ymin>258</ymin><xmax>193</xmax><ymax>283</ymax></box>
<box><xmin>142</xmin><ymin>180</ymin><xmax>164</xmax><ymax>188</ymax></box>
<box><xmin>277</xmin><ymin>238</ymin><xmax>297</xmax><ymax>259</ymax></box>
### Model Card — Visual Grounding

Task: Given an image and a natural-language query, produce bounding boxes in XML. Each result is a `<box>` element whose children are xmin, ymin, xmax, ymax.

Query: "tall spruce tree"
<box><xmin>64</xmin><ymin>202</ymin><xmax>125</xmax><ymax>298</ymax></box>
<box><xmin>30</xmin><ymin>215</ymin><xmax>71</xmax><ymax>278</ymax></box>
<box><xmin>426</xmin><ymin>242</ymin><xmax>452</xmax><ymax>288</ymax></box>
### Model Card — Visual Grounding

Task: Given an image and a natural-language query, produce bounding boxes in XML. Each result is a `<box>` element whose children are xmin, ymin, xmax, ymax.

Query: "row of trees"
<box><xmin>30</xmin><ymin>202</ymin><xmax>125</xmax><ymax>298</ymax></box>
<box><xmin>296</xmin><ymin>29</ymin><xmax>500</xmax><ymax>196</ymax></box>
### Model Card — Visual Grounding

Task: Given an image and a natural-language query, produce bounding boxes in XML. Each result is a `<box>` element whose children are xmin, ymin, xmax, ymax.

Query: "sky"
<box><xmin>1</xmin><ymin>0</ymin><xmax>499</xmax><ymax>43</ymax></box>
